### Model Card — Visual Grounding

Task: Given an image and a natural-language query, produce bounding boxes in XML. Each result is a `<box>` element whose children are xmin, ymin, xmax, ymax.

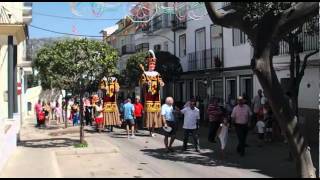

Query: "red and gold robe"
<box><xmin>99</xmin><ymin>77</ymin><xmax>121</xmax><ymax>126</ymax></box>
<box><xmin>140</xmin><ymin>71</ymin><xmax>164</xmax><ymax>128</ymax></box>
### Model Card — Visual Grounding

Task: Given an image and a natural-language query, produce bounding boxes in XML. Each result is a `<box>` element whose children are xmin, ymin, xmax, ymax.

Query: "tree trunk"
<box><xmin>64</xmin><ymin>94</ymin><xmax>68</xmax><ymax>129</ymax></box>
<box><xmin>253</xmin><ymin>46</ymin><xmax>316</xmax><ymax>178</ymax></box>
<box><xmin>79</xmin><ymin>85</ymin><xmax>85</xmax><ymax>144</ymax></box>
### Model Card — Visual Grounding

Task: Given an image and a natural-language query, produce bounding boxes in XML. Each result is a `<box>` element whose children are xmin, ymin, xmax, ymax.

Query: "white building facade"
<box><xmin>0</xmin><ymin>2</ymin><xmax>32</xmax><ymax>172</ymax></box>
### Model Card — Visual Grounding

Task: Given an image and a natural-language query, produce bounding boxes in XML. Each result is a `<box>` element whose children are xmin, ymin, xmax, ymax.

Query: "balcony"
<box><xmin>120</xmin><ymin>44</ymin><xmax>135</xmax><ymax>55</ymax></box>
<box><xmin>275</xmin><ymin>16</ymin><xmax>319</xmax><ymax>56</ymax></box>
<box><xmin>171</xmin><ymin>17</ymin><xmax>187</xmax><ymax>31</ymax></box>
<box><xmin>221</xmin><ymin>2</ymin><xmax>232</xmax><ymax>11</ymax></box>
<box><xmin>188</xmin><ymin>48</ymin><xmax>223</xmax><ymax>72</ymax></box>
<box><xmin>151</xmin><ymin>14</ymin><xmax>171</xmax><ymax>32</ymax></box>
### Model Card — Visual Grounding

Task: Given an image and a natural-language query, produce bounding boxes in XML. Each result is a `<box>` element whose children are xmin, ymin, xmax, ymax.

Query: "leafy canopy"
<box><xmin>32</xmin><ymin>38</ymin><xmax>119</xmax><ymax>94</ymax></box>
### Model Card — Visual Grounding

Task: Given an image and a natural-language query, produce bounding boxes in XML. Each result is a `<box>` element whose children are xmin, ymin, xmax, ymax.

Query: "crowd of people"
<box><xmin>33</xmin><ymin>88</ymin><xmax>279</xmax><ymax>159</ymax></box>
<box><xmin>33</xmin><ymin>88</ymin><xmax>278</xmax><ymax>160</ymax></box>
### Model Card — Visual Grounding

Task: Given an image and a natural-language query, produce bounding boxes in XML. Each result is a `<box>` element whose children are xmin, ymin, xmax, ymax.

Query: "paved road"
<box><xmin>93</xmin><ymin>127</ymin><xmax>270</xmax><ymax>178</ymax></box>
<box><xmin>1</xmin><ymin>116</ymin><xmax>318</xmax><ymax>178</ymax></box>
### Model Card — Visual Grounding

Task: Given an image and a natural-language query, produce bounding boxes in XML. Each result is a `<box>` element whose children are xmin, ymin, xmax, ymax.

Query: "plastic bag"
<box><xmin>218</xmin><ymin>123</ymin><xmax>229</xmax><ymax>150</ymax></box>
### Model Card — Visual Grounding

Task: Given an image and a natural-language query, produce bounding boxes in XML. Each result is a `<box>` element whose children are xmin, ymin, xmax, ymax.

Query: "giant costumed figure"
<box><xmin>99</xmin><ymin>76</ymin><xmax>121</xmax><ymax>132</ymax></box>
<box><xmin>139</xmin><ymin>50</ymin><xmax>165</xmax><ymax>137</ymax></box>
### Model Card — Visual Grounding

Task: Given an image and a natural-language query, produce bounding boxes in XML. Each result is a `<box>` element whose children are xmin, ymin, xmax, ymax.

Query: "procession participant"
<box><xmin>94</xmin><ymin>100</ymin><xmax>104</xmax><ymax>133</ymax></box>
<box><xmin>99</xmin><ymin>76</ymin><xmax>121</xmax><ymax>132</ymax></box>
<box><xmin>139</xmin><ymin>50</ymin><xmax>165</xmax><ymax>137</ymax></box>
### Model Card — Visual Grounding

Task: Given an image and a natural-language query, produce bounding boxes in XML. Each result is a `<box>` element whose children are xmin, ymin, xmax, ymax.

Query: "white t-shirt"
<box><xmin>180</xmin><ymin>107</ymin><xmax>200</xmax><ymax>129</ymax></box>
<box><xmin>256</xmin><ymin>121</ymin><xmax>265</xmax><ymax>134</ymax></box>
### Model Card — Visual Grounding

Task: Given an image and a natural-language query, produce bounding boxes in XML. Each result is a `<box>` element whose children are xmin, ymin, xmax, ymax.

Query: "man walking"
<box><xmin>134</xmin><ymin>96</ymin><xmax>144</xmax><ymax>133</ymax></box>
<box><xmin>161</xmin><ymin>97</ymin><xmax>177</xmax><ymax>153</ymax></box>
<box><xmin>180</xmin><ymin>100</ymin><xmax>201</xmax><ymax>152</ymax></box>
<box><xmin>123</xmin><ymin>98</ymin><xmax>136</xmax><ymax>138</ymax></box>
<box><xmin>231</xmin><ymin>96</ymin><xmax>252</xmax><ymax>156</ymax></box>
<box><xmin>207</xmin><ymin>97</ymin><xmax>224</xmax><ymax>143</ymax></box>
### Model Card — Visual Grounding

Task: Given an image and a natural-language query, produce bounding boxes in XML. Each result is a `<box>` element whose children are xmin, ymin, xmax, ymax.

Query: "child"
<box><xmin>264</xmin><ymin>106</ymin><xmax>273</xmax><ymax>142</ymax></box>
<box><xmin>256</xmin><ymin>107</ymin><xmax>265</xmax><ymax>147</ymax></box>
<box><xmin>72</xmin><ymin>105</ymin><xmax>80</xmax><ymax>126</ymax></box>
<box><xmin>94</xmin><ymin>101</ymin><xmax>104</xmax><ymax>133</ymax></box>
<box><xmin>217</xmin><ymin>118</ymin><xmax>229</xmax><ymax>160</ymax></box>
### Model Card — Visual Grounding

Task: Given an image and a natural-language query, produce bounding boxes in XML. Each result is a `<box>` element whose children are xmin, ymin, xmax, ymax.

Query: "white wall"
<box><xmin>222</xmin><ymin>28</ymin><xmax>252</xmax><ymax>68</ymax></box>
<box><xmin>0</xmin><ymin>35</ymin><xmax>8</xmax><ymax>120</ymax></box>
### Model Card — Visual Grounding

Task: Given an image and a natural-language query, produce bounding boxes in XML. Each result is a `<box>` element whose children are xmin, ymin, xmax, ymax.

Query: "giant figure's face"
<box><xmin>148</xmin><ymin>61</ymin><xmax>156</xmax><ymax>71</ymax></box>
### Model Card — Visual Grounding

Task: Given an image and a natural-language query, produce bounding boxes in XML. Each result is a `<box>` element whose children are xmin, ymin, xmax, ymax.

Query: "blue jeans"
<box><xmin>183</xmin><ymin>129</ymin><xmax>200</xmax><ymax>150</ymax></box>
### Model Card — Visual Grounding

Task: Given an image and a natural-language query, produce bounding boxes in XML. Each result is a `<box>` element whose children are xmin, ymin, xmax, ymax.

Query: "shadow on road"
<box><xmin>18</xmin><ymin>138</ymin><xmax>79</xmax><ymax>148</ymax></box>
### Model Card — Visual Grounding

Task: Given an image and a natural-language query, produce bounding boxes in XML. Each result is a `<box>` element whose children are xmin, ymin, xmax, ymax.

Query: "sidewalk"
<box><xmin>0</xmin><ymin>116</ymin><xmax>120</xmax><ymax>178</ymax></box>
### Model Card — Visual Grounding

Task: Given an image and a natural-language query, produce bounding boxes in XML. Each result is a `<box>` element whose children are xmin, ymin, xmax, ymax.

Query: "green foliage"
<box><xmin>231</xmin><ymin>2</ymin><xmax>294</xmax><ymax>22</ymax></box>
<box><xmin>32</xmin><ymin>38</ymin><xmax>119</xmax><ymax>94</ymax></box>
<box><xmin>154</xmin><ymin>51</ymin><xmax>183</xmax><ymax>83</ymax></box>
<box><xmin>74</xmin><ymin>141</ymin><xmax>88</xmax><ymax>148</ymax></box>
<box><xmin>121</xmin><ymin>52</ymin><xmax>148</xmax><ymax>88</ymax></box>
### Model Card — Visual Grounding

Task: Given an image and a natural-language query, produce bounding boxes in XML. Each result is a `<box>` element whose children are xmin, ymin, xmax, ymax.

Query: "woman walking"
<box><xmin>55</xmin><ymin>101</ymin><xmax>62</xmax><ymax>124</ymax></box>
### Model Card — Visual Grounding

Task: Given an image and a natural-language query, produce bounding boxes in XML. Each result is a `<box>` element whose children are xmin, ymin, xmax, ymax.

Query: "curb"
<box><xmin>55</xmin><ymin>147</ymin><xmax>120</xmax><ymax>156</ymax></box>
<box><xmin>51</xmin><ymin>151</ymin><xmax>63</xmax><ymax>178</ymax></box>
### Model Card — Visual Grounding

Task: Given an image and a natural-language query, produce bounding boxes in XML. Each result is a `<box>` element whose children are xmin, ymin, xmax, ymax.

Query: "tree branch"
<box><xmin>204</xmin><ymin>2</ymin><xmax>254</xmax><ymax>39</ymax></box>
<box><xmin>276</xmin><ymin>2</ymin><xmax>319</xmax><ymax>39</ymax></box>
<box><xmin>297</xmin><ymin>49</ymin><xmax>319</xmax><ymax>82</ymax></box>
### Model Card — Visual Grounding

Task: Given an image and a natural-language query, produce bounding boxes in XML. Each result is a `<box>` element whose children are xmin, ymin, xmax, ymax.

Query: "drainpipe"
<box><xmin>8</xmin><ymin>36</ymin><xmax>14</xmax><ymax>119</ymax></box>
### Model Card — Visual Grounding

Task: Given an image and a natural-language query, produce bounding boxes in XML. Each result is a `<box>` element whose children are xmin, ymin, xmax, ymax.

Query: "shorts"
<box><xmin>164</xmin><ymin>121</ymin><xmax>177</xmax><ymax>136</ymax></box>
<box><xmin>125</xmin><ymin>119</ymin><xmax>135</xmax><ymax>125</ymax></box>
<box><xmin>95</xmin><ymin>117</ymin><xmax>103</xmax><ymax>124</ymax></box>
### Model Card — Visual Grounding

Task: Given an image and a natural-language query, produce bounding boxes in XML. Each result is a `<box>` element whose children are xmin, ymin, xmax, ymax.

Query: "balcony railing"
<box><xmin>275</xmin><ymin>16</ymin><xmax>319</xmax><ymax>55</ymax></box>
<box><xmin>188</xmin><ymin>48</ymin><xmax>223</xmax><ymax>71</ymax></box>
<box><xmin>151</xmin><ymin>14</ymin><xmax>171</xmax><ymax>32</ymax></box>
<box><xmin>221</xmin><ymin>2</ymin><xmax>232</xmax><ymax>10</ymax></box>
<box><xmin>171</xmin><ymin>16</ymin><xmax>187</xmax><ymax>31</ymax></box>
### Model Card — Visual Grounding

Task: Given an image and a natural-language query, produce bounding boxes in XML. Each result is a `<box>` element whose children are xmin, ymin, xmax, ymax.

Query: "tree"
<box><xmin>205</xmin><ymin>2</ymin><xmax>318</xmax><ymax>178</ymax></box>
<box><xmin>33</xmin><ymin>38</ymin><xmax>119</xmax><ymax>144</ymax></box>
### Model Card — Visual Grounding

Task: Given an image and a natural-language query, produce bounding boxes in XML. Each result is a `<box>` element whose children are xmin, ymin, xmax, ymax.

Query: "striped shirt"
<box><xmin>207</xmin><ymin>103</ymin><xmax>223</xmax><ymax>122</ymax></box>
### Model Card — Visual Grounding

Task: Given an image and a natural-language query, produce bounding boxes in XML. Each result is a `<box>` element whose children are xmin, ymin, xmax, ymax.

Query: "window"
<box><xmin>175</xmin><ymin>82</ymin><xmax>184</xmax><ymax>103</ymax></box>
<box><xmin>240</xmin><ymin>76</ymin><xmax>253</xmax><ymax>105</ymax></box>
<box><xmin>186</xmin><ymin>80</ymin><xmax>193</xmax><ymax>100</ymax></box>
<box><xmin>211</xmin><ymin>79</ymin><xmax>223</xmax><ymax>103</ymax></box>
<box><xmin>225</xmin><ymin>78</ymin><xmax>237</xmax><ymax>104</ymax></box>
<box><xmin>232</xmin><ymin>28</ymin><xmax>246</xmax><ymax>46</ymax></box>
<box><xmin>195</xmin><ymin>28</ymin><xmax>206</xmax><ymax>51</ymax></box>
<box><xmin>196</xmin><ymin>80</ymin><xmax>207</xmax><ymax>101</ymax></box>
<box><xmin>135</xmin><ymin>43</ymin><xmax>149</xmax><ymax>52</ymax></box>
<box><xmin>210</xmin><ymin>25</ymin><xmax>222</xmax><ymax>49</ymax></box>
<box><xmin>154</xmin><ymin>44</ymin><xmax>161</xmax><ymax>52</ymax></box>
<box><xmin>163</xmin><ymin>41</ymin><xmax>168</xmax><ymax>52</ymax></box>
<box><xmin>179</xmin><ymin>34</ymin><xmax>186</xmax><ymax>57</ymax></box>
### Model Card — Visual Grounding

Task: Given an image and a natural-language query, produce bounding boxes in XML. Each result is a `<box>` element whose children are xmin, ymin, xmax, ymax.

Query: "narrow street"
<box><xmin>2</xmin><ymin>115</ymin><xmax>315</xmax><ymax>178</ymax></box>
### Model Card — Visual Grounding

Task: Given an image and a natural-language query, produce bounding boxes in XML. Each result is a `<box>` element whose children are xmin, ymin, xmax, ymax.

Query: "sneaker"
<box><xmin>130</xmin><ymin>135</ymin><xmax>136</xmax><ymax>139</ymax></box>
<box><xmin>151</xmin><ymin>133</ymin><xmax>156</xmax><ymax>137</ymax></box>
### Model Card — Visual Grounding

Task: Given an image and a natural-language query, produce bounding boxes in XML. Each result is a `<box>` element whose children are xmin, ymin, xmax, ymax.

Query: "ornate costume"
<box><xmin>99</xmin><ymin>77</ymin><xmax>121</xmax><ymax>126</ymax></box>
<box><xmin>140</xmin><ymin>50</ymin><xmax>165</xmax><ymax>129</ymax></box>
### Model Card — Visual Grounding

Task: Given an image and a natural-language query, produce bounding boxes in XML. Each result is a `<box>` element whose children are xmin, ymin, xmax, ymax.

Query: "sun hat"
<box><xmin>163</xmin><ymin>126</ymin><xmax>172</xmax><ymax>133</ymax></box>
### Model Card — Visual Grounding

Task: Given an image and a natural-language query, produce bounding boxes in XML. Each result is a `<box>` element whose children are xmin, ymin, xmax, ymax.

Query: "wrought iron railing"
<box><xmin>188</xmin><ymin>48</ymin><xmax>223</xmax><ymax>71</ymax></box>
<box><xmin>276</xmin><ymin>16</ymin><xmax>319</xmax><ymax>55</ymax></box>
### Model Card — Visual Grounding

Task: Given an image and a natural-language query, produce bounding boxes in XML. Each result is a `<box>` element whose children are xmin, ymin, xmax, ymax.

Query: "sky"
<box><xmin>29</xmin><ymin>2</ymin><xmax>130</xmax><ymax>39</ymax></box>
